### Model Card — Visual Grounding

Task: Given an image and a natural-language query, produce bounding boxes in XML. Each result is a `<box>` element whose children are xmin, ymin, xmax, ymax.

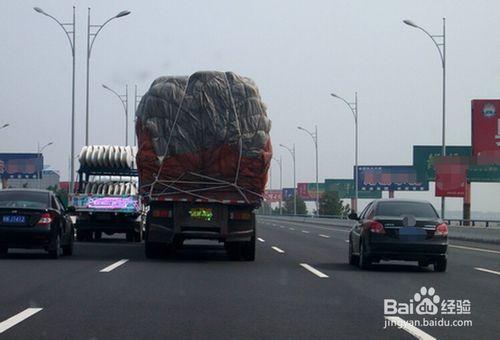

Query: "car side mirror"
<box><xmin>348</xmin><ymin>212</ymin><xmax>359</xmax><ymax>220</ymax></box>
<box><xmin>66</xmin><ymin>206</ymin><xmax>76</xmax><ymax>213</ymax></box>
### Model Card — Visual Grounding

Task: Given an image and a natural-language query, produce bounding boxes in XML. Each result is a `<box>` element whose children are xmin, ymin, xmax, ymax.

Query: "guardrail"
<box><xmin>257</xmin><ymin>214</ymin><xmax>500</xmax><ymax>244</ymax></box>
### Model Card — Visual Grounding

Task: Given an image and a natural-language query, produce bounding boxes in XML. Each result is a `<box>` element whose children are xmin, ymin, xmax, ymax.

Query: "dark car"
<box><xmin>0</xmin><ymin>189</ymin><xmax>74</xmax><ymax>258</ymax></box>
<box><xmin>348</xmin><ymin>199</ymin><xmax>448</xmax><ymax>272</ymax></box>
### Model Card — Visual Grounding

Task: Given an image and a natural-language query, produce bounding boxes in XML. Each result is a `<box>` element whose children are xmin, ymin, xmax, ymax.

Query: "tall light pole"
<box><xmin>103</xmin><ymin>84</ymin><xmax>129</xmax><ymax>145</ymax></box>
<box><xmin>36</xmin><ymin>142</ymin><xmax>53</xmax><ymax>189</ymax></box>
<box><xmin>403</xmin><ymin>18</ymin><xmax>446</xmax><ymax>218</ymax></box>
<box><xmin>0</xmin><ymin>123</ymin><xmax>10</xmax><ymax>131</ymax></box>
<box><xmin>280</xmin><ymin>143</ymin><xmax>296</xmax><ymax>215</ymax></box>
<box><xmin>86</xmin><ymin>8</ymin><xmax>131</xmax><ymax>145</ymax></box>
<box><xmin>298</xmin><ymin>125</ymin><xmax>319</xmax><ymax>216</ymax></box>
<box><xmin>272</xmin><ymin>156</ymin><xmax>283</xmax><ymax>215</ymax></box>
<box><xmin>134</xmin><ymin>85</ymin><xmax>143</xmax><ymax>146</ymax></box>
<box><xmin>34</xmin><ymin>6</ymin><xmax>76</xmax><ymax>195</ymax></box>
<box><xmin>330</xmin><ymin>92</ymin><xmax>358</xmax><ymax>213</ymax></box>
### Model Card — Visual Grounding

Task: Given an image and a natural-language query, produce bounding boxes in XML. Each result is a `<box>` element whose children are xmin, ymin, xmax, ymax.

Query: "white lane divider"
<box><xmin>257</xmin><ymin>238</ymin><xmax>265</xmax><ymax>243</ymax></box>
<box><xmin>384</xmin><ymin>316</ymin><xmax>436</xmax><ymax>340</ymax></box>
<box><xmin>345</xmin><ymin>240</ymin><xmax>349</xmax><ymax>243</ymax></box>
<box><xmin>271</xmin><ymin>246</ymin><xmax>285</xmax><ymax>254</ymax></box>
<box><xmin>289</xmin><ymin>228</ymin><xmax>295</xmax><ymax>231</ymax></box>
<box><xmin>299</xmin><ymin>263</ymin><xmax>329</xmax><ymax>278</ymax></box>
<box><xmin>0</xmin><ymin>308</ymin><xmax>43</xmax><ymax>334</ymax></box>
<box><xmin>100</xmin><ymin>259</ymin><xmax>129</xmax><ymax>273</ymax></box>
<box><xmin>319</xmin><ymin>234</ymin><xmax>330</xmax><ymax>238</ymax></box>
<box><xmin>302</xmin><ymin>230</ymin><xmax>310</xmax><ymax>234</ymax></box>
<box><xmin>474</xmin><ymin>267</ymin><xmax>500</xmax><ymax>276</ymax></box>
<box><xmin>450</xmin><ymin>244</ymin><xmax>500</xmax><ymax>255</ymax></box>
<box><xmin>280</xmin><ymin>226</ymin><xmax>285</xmax><ymax>229</ymax></box>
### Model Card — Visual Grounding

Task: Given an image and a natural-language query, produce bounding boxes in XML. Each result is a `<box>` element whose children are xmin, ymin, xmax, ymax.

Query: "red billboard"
<box><xmin>471</xmin><ymin>100</ymin><xmax>500</xmax><ymax>165</ymax></box>
<box><xmin>435</xmin><ymin>156</ymin><xmax>469</xmax><ymax>197</ymax></box>
<box><xmin>264</xmin><ymin>189</ymin><xmax>282</xmax><ymax>202</ymax></box>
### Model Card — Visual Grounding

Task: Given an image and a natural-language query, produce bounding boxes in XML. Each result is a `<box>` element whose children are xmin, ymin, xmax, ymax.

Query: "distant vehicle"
<box><xmin>70</xmin><ymin>145</ymin><xmax>143</xmax><ymax>242</ymax></box>
<box><xmin>0</xmin><ymin>189</ymin><xmax>74</xmax><ymax>258</ymax></box>
<box><xmin>348</xmin><ymin>199</ymin><xmax>448</xmax><ymax>272</ymax></box>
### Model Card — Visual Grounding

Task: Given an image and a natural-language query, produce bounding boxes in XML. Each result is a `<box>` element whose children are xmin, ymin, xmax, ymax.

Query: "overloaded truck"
<box><xmin>136</xmin><ymin>71</ymin><xmax>272</xmax><ymax>260</ymax></box>
<box><xmin>70</xmin><ymin>145</ymin><xmax>143</xmax><ymax>242</ymax></box>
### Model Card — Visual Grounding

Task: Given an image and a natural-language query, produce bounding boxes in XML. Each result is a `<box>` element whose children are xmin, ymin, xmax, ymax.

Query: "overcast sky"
<box><xmin>1</xmin><ymin>0</ymin><xmax>499</xmax><ymax>213</ymax></box>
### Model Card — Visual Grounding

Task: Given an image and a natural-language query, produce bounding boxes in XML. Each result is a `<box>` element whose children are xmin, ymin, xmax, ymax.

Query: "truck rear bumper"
<box><xmin>146</xmin><ymin>222</ymin><xmax>254</xmax><ymax>243</ymax></box>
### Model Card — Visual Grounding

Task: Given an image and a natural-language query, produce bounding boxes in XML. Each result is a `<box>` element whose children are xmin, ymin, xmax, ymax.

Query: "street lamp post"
<box><xmin>272</xmin><ymin>156</ymin><xmax>283</xmax><ymax>215</ymax></box>
<box><xmin>34</xmin><ymin>6</ymin><xmax>76</xmax><ymax>195</ymax></box>
<box><xmin>298</xmin><ymin>125</ymin><xmax>319</xmax><ymax>216</ymax></box>
<box><xmin>102</xmin><ymin>84</ymin><xmax>129</xmax><ymax>145</ymax></box>
<box><xmin>85</xmin><ymin>8</ymin><xmax>131</xmax><ymax>146</ymax></box>
<box><xmin>279</xmin><ymin>143</ymin><xmax>296</xmax><ymax>215</ymax></box>
<box><xmin>403</xmin><ymin>18</ymin><xmax>446</xmax><ymax>218</ymax></box>
<box><xmin>330</xmin><ymin>92</ymin><xmax>359</xmax><ymax>213</ymax></box>
<box><xmin>134</xmin><ymin>85</ymin><xmax>143</xmax><ymax>146</ymax></box>
<box><xmin>37</xmin><ymin>142</ymin><xmax>53</xmax><ymax>189</ymax></box>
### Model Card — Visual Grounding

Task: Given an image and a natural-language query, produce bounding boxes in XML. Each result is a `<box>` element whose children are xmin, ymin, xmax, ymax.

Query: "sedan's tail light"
<box><xmin>435</xmin><ymin>223</ymin><xmax>448</xmax><ymax>236</ymax></box>
<box><xmin>368</xmin><ymin>220</ymin><xmax>385</xmax><ymax>234</ymax></box>
<box><xmin>37</xmin><ymin>213</ymin><xmax>54</xmax><ymax>227</ymax></box>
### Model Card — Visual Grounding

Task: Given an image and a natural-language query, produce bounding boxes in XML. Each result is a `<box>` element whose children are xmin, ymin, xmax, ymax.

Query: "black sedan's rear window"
<box><xmin>375</xmin><ymin>202</ymin><xmax>438</xmax><ymax>218</ymax></box>
<box><xmin>0</xmin><ymin>191</ymin><xmax>49</xmax><ymax>209</ymax></box>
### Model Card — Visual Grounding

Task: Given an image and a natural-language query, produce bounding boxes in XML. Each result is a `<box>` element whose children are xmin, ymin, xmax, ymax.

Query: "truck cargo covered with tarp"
<box><xmin>135</xmin><ymin>71</ymin><xmax>272</xmax><ymax>205</ymax></box>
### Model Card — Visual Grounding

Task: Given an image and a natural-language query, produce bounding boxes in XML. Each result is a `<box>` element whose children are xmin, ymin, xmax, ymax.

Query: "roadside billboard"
<box><xmin>413</xmin><ymin>145</ymin><xmax>471</xmax><ymax>182</ymax></box>
<box><xmin>0</xmin><ymin>153</ymin><xmax>43</xmax><ymax>180</ymax></box>
<box><xmin>357</xmin><ymin>166</ymin><xmax>429</xmax><ymax>191</ymax></box>
<box><xmin>471</xmin><ymin>100</ymin><xmax>500</xmax><ymax>165</ymax></box>
<box><xmin>467</xmin><ymin>164</ymin><xmax>500</xmax><ymax>182</ymax></box>
<box><xmin>282</xmin><ymin>188</ymin><xmax>295</xmax><ymax>200</ymax></box>
<box><xmin>324</xmin><ymin>179</ymin><xmax>381</xmax><ymax>199</ymax></box>
<box><xmin>264</xmin><ymin>189</ymin><xmax>283</xmax><ymax>202</ymax></box>
<box><xmin>297</xmin><ymin>183</ymin><xmax>325</xmax><ymax>201</ymax></box>
<box><xmin>434</xmin><ymin>156</ymin><xmax>470</xmax><ymax>197</ymax></box>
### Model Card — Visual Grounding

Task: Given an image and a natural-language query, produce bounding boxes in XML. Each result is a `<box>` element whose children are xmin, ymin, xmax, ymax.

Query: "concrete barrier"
<box><xmin>258</xmin><ymin>215</ymin><xmax>500</xmax><ymax>244</ymax></box>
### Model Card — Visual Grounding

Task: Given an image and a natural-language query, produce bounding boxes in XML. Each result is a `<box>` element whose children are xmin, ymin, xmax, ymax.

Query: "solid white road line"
<box><xmin>384</xmin><ymin>316</ymin><xmax>436</xmax><ymax>340</ymax></box>
<box><xmin>450</xmin><ymin>244</ymin><xmax>500</xmax><ymax>255</ymax></box>
<box><xmin>271</xmin><ymin>246</ymin><xmax>285</xmax><ymax>254</ymax></box>
<box><xmin>257</xmin><ymin>237</ymin><xmax>265</xmax><ymax>243</ymax></box>
<box><xmin>299</xmin><ymin>263</ymin><xmax>329</xmax><ymax>278</ymax></box>
<box><xmin>100</xmin><ymin>259</ymin><xmax>129</xmax><ymax>273</ymax></box>
<box><xmin>319</xmin><ymin>234</ymin><xmax>330</xmax><ymax>238</ymax></box>
<box><xmin>474</xmin><ymin>267</ymin><xmax>500</xmax><ymax>276</ymax></box>
<box><xmin>0</xmin><ymin>308</ymin><xmax>43</xmax><ymax>334</ymax></box>
<box><xmin>302</xmin><ymin>230</ymin><xmax>310</xmax><ymax>234</ymax></box>
<box><xmin>289</xmin><ymin>228</ymin><xmax>295</xmax><ymax>231</ymax></box>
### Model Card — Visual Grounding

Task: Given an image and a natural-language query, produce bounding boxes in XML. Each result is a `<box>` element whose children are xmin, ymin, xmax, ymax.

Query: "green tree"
<box><xmin>284</xmin><ymin>196</ymin><xmax>307</xmax><ymax>215</ymax></box>
<box><xmin>319</xmin><ymin>191</ymin><xmax>349</xmax><ymax>216</ymax></box>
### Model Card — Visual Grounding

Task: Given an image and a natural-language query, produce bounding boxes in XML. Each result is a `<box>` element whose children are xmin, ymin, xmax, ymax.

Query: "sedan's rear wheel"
<box><xmin>358</xmin><ymin>240</ymin><xmax>371</xmax><ymax>270</ymax></box>
<box><xmin>0</xmin><ymin>246</ymin><xmax>7</xmax><ymax>257</ymax></box>
<box><xmin>49</xmin><ymin>234</ymin><xmax>61</xmax><ymax>259</ymax></box>
<box><xmin>348</xmin><ymin>239</ymin><xmax>359</xmax><ymax>266</ymax></box>
<box><xmin>434</xmin><ymin>258</ymin><xmax>447</xmax><ymax>272</ymax></box>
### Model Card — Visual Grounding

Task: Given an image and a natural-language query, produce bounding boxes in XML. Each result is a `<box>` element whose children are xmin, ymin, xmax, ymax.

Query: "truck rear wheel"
<box><xmin>226</xmin><ymin>237</ymin><xmax>255</xmax><ymax>262</ymax></box>
<box><xmin>241</xmin><ymin>236</ymin><xmax>256</xmax><ymax>261</ymax></box>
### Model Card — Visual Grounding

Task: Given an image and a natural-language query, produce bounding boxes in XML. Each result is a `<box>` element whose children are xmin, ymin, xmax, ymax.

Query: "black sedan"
<box><xmin>0</xmin><ymin>189</ymin><xmax>74</xmax><ymax>258</ymax></box>
<box><xmin>348</xmin><ymin>199</ymin><xmax>448</xmax><ymax>272</ymax></box>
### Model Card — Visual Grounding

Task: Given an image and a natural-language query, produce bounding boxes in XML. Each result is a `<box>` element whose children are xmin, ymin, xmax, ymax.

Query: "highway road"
<box><xmin>0</xmin><ymin>217</ymin><xmax>499</xmax><ymax>339</ymax></box>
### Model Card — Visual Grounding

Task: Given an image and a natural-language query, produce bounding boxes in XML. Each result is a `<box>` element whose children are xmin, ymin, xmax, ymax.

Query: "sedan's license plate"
<box><xmin>189</xmin><ymin>208</ymin><xmax>213</xmax><ymax>221</ymax></box>
<box><xmin>2</xmin><ymin>215</ymin><xmax>27</xmax><ymax>224</ymax></box>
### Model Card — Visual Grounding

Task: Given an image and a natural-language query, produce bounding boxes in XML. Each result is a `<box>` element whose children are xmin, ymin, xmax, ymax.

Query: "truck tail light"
<box><xmin>152</xmin><ymin>209</ymin><xmax>172</xmax><ymax>218</ymax></box>
<box><xmin>435</xmin><ymin>223</ymin><xmax>448</xmax><ymax>236</ymax></box>
<box><xmin>229</xmin><ymin>211</ymin><xmax>252</xmax><ymax>220</ymax></box>
<box><xmin>368</xmin><ymin>220</ymin><xmax>385</xmax><ymax>234</ymax></box>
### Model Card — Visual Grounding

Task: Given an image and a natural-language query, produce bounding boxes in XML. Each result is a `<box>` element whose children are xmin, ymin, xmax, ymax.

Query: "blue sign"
<box><xmin>356</xmin><ymin>165</ymin><xmax>429</xmax><ymax>192</ymax></box>
<box><xmin>0</xmin><ymin>153</ymin><xmax>43</xmax><ymax>179</ymax></box>
<box><xmin>282</xmin><ymin>188</ymin><xmax>295</xmax><ymax>200</ymax></box>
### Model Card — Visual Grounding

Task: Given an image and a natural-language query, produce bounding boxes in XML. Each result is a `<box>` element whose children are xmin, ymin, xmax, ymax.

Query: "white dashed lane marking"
<box><xmin>474</xmin><ymin>267</ymin><xmax>500</xmax><ymax>276</ymax></box>
<box><xmin>0</xmin><ymin>308</ymin><xmax>43</xmax><ymax>334</ymax></box>
<box><xmin>271</xmin><ymin>246</ymin><xmax>285</xmax><ymax>254</ymax></box>
<box><xmin>100</xmin><ymin>259</ymin><xmax>129</xmax><ymax>273</ymax></box>
<box><xmin>257</xmin><ymin>238</ymin><xmax>265</xmax><ymax>242</ymax></box>
<box><xmin>299</xmin><ymin>263</ymin><xmax>329</xmax><ymax>278</ymax></box>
